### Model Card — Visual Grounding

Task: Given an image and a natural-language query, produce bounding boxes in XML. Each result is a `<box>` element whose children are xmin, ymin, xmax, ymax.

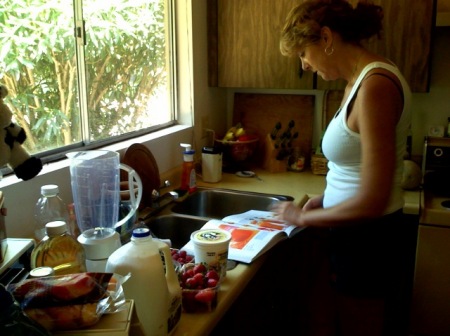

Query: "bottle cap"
<box><xmin>41</xmin><ymin>184</ymin><xmax>59</xmax><ymax>196</ymax></box>
<box><xmin>202</xmin><ymin>146</ymin><xmax>221</xmax><ymax>155</ymax></box>
<box><xmin>180</xmin><ymin>143</ymin><xmax>195</xmax><ymax>155</ymax></box>
<box><xmin>29</xmin><ymin>266</ymin><xmax>55</xmax><ymax>278</ymax></box>
<box><xmin>132</xmin><ymin>227</ymin><xmax>152</xmax><ymax>238</ymax></box>
<box><xmin>45</xmin><ymin>221</ymin><xmax>68</xmax><ymax>236</ymax></box>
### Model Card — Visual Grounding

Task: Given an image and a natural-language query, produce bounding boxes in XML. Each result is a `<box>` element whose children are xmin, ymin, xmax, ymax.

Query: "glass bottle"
<box><xmin>31</xmin><ymin>221</ymin><xmax>87</xmax><ymax>275</ymax></box>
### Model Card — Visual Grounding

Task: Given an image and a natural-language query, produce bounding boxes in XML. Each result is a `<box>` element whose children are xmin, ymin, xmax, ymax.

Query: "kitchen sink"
<box><xmin>146</xmin><ymin>214</ymin><xmax>208</xmax><ymax>249</ymax></box>
<box><xmin>171</xmin><ymin>188</ymin><xmax>294</xmax><ymax>219</ymax></box>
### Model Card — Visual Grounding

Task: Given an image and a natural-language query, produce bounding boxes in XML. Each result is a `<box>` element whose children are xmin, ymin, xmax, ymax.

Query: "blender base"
<box><xmin>78</xmin><ymin>228</ymin><xmax>121</xmax><ymax>272</ymax></box>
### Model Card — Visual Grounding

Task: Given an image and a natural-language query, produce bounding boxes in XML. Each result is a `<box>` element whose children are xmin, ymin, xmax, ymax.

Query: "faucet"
<box><xmin>137</xmin><ymin>180</ymin><xmax>179</xmax><ymax>221</ymax></box>
<box><xmin>151</xmin><ymin>189</ymin><xmax>179</xmax><ymax>208</ymax></box>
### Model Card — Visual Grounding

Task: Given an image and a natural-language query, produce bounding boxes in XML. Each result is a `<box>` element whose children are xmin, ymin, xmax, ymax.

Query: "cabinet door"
<box><xmin>210</xmin><ymin>0</ymin><xmax>314</xmax><ymax>89</ymax></box>
<box><xmin>316</xmin><ymin>0</ymin><xmax>435</xmax><ymax>92</ymax></box>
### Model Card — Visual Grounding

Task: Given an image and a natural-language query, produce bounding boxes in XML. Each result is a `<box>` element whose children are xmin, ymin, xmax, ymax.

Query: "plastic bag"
<box><xmin>0</xmin><ymin>284</ymin><xmax>51</xmax><ymax>336</ymax></box>
<box><xmin>6</xmin><ymin>272</ymin><xmax>128</xmax><ymax>331</ymax></box>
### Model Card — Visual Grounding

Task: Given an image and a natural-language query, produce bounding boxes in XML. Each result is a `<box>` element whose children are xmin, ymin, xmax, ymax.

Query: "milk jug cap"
<box><xmin>132</xmin><ymin>227</ymin><xmax>152</xmax><ymax>238</ymax></box>
<box><xmin>45</xmin><ymin>221</ymin><xmax>68</xmax><ymax>236</ymax></box>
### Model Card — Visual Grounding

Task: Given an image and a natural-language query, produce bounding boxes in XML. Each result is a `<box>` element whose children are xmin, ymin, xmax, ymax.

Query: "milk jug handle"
<box><xmin>115</xmin><ymin>163</ymin><xmax>143</xmax><ymax>229</ymax></box>
<box><xmin>157</xmin><ymin>240</ymin><xmax>178</xmax><ymax>280</ymax></box>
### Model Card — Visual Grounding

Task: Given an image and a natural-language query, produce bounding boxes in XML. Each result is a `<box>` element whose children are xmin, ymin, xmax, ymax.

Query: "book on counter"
<box><xmin>182</xmin><ymin>194</ymin><xmax>309</xmax><ymax>264</ymax></box>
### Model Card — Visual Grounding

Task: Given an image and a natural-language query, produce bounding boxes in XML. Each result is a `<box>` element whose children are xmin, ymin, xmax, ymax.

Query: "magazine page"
<box><xmin>221</xmin><ymin>210</ymin><xmax>299</xmax><ymax>236</ymax></box>
<box><xmin>182</xmin><ymin>216</ymin><xmax>291</xmax><ymax>264</ymax></box>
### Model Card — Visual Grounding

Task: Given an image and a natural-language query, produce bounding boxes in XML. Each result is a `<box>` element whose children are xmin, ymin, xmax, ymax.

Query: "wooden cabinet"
<box><xmin>317</xmin><ymin>0</ymin><xmax>436</xmax><ymax>92</ymax></box>
<box><xmin>208</xmin><ymin>0</ymin><xmax>314</xmax><ymax>89</ymax></box>
<box><xmin>208</xmin><ymin>0</ymin><xmax>435</xmax><ymax>92</ymax></box>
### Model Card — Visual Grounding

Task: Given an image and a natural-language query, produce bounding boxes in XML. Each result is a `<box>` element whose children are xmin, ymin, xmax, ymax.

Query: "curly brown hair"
<box><xmin>280</xmin><ymin>0</ymin><xmax>383</xmax><ymax>57</ymax></box>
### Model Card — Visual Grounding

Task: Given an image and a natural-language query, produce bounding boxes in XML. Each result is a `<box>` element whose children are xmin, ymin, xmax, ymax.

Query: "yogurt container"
<box><xmin>190</xmin><ymin>228</ymin><xmax>231</xmax><ymax>279</ymax></box>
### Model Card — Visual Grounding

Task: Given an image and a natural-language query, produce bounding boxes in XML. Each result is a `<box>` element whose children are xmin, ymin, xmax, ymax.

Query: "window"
<box><xmin>0</xmin><ymin>0</ymin><xmax>175</xmax><ymax>165</ymax></box>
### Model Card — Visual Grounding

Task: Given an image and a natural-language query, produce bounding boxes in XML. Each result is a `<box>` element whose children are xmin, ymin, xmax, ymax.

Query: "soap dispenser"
<box><xmin>180</xmin><ymin>143</ymin><xmax>196</xmax><ymax>193</ymax></box>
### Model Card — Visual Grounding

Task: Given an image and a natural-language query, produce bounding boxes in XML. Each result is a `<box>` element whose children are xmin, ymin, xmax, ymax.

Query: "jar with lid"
<box><xmin>34</xmin><ymin>185</ymin><xmax>73</xmax><ymax>242</ymax></box>
<box><xmin>287</xmin><ymin>147</ymin><xmax>305</xmax><ymax>172</ymax></box>
<box><xmin>31</xmin><ymin>221</ymin><xmax>87</xmax><ymax>275</ymax></box>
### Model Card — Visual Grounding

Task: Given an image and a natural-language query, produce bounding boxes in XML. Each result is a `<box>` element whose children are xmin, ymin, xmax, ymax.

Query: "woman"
<box><xmin>272</xmin><ymin>1</ymin><xmax>412</xmax><ymax>335</ymax></box>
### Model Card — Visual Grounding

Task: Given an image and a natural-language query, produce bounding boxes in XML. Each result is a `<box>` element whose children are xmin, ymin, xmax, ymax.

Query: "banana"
<box><xmin>235</xmin><ymin>127</ymin><xmax>246</xmax><ymax>137</ymax></box>
<box><xmin>223</xmin><ymin>123</ymin><xmax>245</xmax><ymax>141</ymax></box>
<box><xmin>223</xmin><ymin>132</ymin><xmax>235</xmax><ymax>141</ymax></box>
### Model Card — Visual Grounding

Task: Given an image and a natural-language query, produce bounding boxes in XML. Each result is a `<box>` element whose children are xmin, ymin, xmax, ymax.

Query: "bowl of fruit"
<box><xmin>215</xmin><ymin>123</ymin><xmax>259</xmax><ymax>163</ymax></box>
<box><xmin>178</xmin><ymin>263</ymin><xmax>220</xmax><ymax>313</ymax></box>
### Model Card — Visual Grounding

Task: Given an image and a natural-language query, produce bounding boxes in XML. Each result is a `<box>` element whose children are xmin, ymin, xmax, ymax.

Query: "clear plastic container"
<box><xmin>34</xmin><ymin>185</ymin><xmax>72</xmax><ymax>242</ymax></box>
<box><xmin>31</xmin><ymin>221</ymin><xmax>87</xmax><ymax>275</ymax></box>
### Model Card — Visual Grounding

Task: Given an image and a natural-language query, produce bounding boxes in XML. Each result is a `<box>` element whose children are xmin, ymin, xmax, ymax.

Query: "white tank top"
<box><xmin>321</xmin><ymin>62</ymin><xmax>411</xmax><ymax>214</ymax></box>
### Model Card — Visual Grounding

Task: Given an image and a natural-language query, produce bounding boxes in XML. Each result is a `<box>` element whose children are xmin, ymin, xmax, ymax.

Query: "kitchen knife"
<box><xmin>287</xmin><ymin>131</ymin><xmax>299</xmax><ymax>148</ymax></box>
<box><xmin>274</xmin><ymin>131</ymin><xmax>287</xmax><ymax>149</ymax></box>
<box><xmin>270</xmin><ymin>122</ymin><xmax>282</xmax><ymax>140</ymax></box>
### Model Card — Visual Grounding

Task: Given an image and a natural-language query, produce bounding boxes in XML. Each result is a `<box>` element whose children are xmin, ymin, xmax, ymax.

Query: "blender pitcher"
<box><xmin>68</xmin><ymin>150</ymin><xmax>142</xmax><ymax>272</ymax></box>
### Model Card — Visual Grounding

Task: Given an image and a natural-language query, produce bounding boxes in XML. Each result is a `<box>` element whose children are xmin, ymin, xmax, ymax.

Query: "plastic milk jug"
<box><xmin>106</xmin><ymin>227</ymin><xmax>181</xmax><ymax>336</ymax></box>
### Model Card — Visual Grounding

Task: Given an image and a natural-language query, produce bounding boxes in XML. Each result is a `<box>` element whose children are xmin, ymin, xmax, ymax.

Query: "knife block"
<box><xmin>262</xmin><ymin>134</ymin><xmax>288</xmax><ymax>173</ymax></box>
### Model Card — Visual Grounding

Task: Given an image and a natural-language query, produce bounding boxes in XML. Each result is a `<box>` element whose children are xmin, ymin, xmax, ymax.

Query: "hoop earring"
<box><xmin>325</xmin><ymin>46</ymin><xmax>334</xmax><ymax>56</ymax></box>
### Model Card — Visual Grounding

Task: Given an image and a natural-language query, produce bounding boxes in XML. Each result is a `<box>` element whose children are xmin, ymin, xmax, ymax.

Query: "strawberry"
<box><xmin>185</xmin><ymin>277</ymin><xmax>198</xmax><ymax>289</ymax></box>
<box><xmin>207</xmin><ymin>278</ymin><xmax>218</xmax><ymax>288</ymax></box>
<box><xmin>193</xmin><ymin>272</ymin><xmax>204</xmax><ymax>284</ymax></box>
<box><xmin>194</xmin><ymin>288</ymin><xmax>216</xmax><ymax>303</ymax></box>
<box><xmin>193</xmin><ymin>263</ymin><xmax>207</xmax><ymax>274</ymax></box>
<box><xmin>205</xmin><ymin>270</ymin><xmax>220</xmax><ymax>281</ymax></box>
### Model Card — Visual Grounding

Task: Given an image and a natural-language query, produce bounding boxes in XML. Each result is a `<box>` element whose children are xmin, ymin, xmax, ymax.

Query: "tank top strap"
<box><xmin>341</xmin><ymin>61</ymin><xmax>400</xmax><ymax>112</ymax></box>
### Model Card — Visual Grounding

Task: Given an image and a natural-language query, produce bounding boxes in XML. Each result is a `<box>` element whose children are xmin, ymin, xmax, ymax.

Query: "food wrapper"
<box><xmin>6</xmin><ymin>272</ymin><xmax>130</xmax><ymax>331</ymax></box>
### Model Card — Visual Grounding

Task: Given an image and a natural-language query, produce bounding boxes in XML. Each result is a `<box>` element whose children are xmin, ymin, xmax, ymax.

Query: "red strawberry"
<box><xmin>205</xmin><ymin>270</ymin><xmax>220</xmax><ymax>281</ymax></box>
<box><xmin>207</xmin><ymin>278</ymin><xmax>218</xmax><ymax>288</ymax></box>
<box><xmin>193</xmin><ymin>264</ymin><xmax>207</xmax><ymax>274</ymax></box>
<box><xmin>194</xmin><ymin>288</ymin><xmax>216</xmax><ymax>303</ymax></box>
<box><xmin>185</xmin><ymin>277</ymin><xmax>198</xmax><ymax>289</ymax></box>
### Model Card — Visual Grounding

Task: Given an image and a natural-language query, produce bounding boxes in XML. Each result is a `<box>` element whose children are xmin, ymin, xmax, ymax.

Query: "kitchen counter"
<box><xmin>166</xmin><ymin>167</ymin><xmax>420</xmax><ymax>336</ymax></box>
<box><xmin>191</xmin><ymin>168</ymin><xmax>420</xmax><ymax>215</ymax></box>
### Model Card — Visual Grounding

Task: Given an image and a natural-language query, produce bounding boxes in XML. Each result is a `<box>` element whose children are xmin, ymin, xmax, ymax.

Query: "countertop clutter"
<box><xmin>165</xmin><ymin>168</ymin><xmax>420</xmax><ymax>336</ymax></box>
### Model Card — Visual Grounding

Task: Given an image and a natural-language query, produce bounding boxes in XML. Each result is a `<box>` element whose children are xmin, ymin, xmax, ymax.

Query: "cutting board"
<box><xmin>232</xmin><ymin>93</ymin><xmax>315</xmax><ymax>167</ymax></box>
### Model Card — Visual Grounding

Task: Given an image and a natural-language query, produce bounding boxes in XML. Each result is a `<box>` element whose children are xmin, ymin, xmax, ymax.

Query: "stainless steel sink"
<box><xmin>146</xmin><ymin>214</ymin><xmax>208</xmax><ymax>249</ymax></box>
<box><xmin>171</xmin><ymin>188</ymin><xmax>294</xmax><ymax>219</ymax></box>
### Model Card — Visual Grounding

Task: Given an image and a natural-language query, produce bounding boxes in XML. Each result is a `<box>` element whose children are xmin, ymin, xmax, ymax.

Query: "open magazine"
<box><xmin>182</xmin><ymin>195</ymin><xmax>309</xmax><ymax>264</ymax></box>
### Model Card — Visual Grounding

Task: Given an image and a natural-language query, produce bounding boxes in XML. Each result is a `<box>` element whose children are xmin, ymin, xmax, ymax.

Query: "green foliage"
<box><xmin>0</xmin><ymin>0</ymin><xmax>168</xmax><ymax>153</ymax></box>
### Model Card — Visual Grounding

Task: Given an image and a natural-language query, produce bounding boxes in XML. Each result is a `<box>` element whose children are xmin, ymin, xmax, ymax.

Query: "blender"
<box><xmin>68</xmin><ymin>150</ymin><xmax>142</xmax><ymax>272</ymax></box>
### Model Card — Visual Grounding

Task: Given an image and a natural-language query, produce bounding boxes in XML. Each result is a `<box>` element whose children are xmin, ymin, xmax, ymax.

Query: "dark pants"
<box><xmin>328</xmin><ymin>210</ymin><xmax>413</xmax><ymax>335</ymax></box>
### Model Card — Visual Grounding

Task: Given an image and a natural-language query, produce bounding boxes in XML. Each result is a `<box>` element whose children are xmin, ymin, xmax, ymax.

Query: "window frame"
<box><xmin>1</xmin><ymin>0</ymin><xmax>180</xmax><ymax>174</ymax></box>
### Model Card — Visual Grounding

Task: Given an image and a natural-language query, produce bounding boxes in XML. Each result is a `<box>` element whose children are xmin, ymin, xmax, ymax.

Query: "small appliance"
<box><xmin>68</xmin><ymin>150</ymin><xmax>142</xmax><ymax>272</ymax></box>
<box><xmin>410</xmin><ymin>136</ymin><xmax>450</xmax><ymax>335</ymax></box>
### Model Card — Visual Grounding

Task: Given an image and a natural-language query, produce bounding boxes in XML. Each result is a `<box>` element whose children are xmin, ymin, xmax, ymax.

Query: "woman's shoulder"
<box><xmin>359</xmin><ymin>61</ymin><xmax>404</xmax><ymax>90</ymax></box>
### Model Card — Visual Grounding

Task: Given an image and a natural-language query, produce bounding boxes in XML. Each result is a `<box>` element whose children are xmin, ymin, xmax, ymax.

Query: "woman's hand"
<box><xmin>270</xmin><ymin>194</ymin><xmax>324</xmax><ymax>227</ymax></box>
<box><xmin>270</xmin><ymin>201</ymin><xmax>304</xmax><ymax>226</ymax></box>
<box><xmin>303</xmin><ymin>194</ymin><xmax>324</xmax><ymax>211</ymax></box>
